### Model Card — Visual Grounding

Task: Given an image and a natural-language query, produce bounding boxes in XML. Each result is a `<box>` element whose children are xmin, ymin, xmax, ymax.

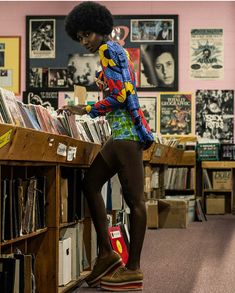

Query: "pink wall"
<box><xmin>0</xmin><ymin>1</ymin><xmax>234</xmax><ymax>98</ymax></box>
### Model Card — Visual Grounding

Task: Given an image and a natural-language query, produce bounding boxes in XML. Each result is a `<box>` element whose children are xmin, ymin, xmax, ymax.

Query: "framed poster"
<box><xmin>0</xmin><ymin>36</ymin><xmax>21</xmax><ymax>95</ymax></box>
<box><xmin>158</xmin><ymin>92</ymin><xmax>194</xmax><ymax>136</ymax></box>
<box><xmin>138</xmin><ymin>96</ymin><xmax>156</xmax><ymax>132</ymax></box>
<box><xmin>190</xmin><ymin>29</ymin><xmax>224</xmax><ymax>80</ymax></box>
<box><xmin>26</xmin><ymin>15</ymin><xmax>178</xmax><ymax>92</ymax></box>
<box><xmin>195</xmin><ymin>90</ymin><xmax>234</xmax><ymax>143</ymax></box>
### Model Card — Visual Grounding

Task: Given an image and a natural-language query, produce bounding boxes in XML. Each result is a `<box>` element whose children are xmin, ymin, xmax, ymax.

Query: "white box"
<box><xmin>59</xmin><ymin>237</ymin><xmax>72</xmax><ymax>286</ymax></box>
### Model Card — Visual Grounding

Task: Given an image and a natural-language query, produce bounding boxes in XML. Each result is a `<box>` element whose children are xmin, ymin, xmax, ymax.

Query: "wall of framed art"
<box><xmin>25</xmin><ymin>15</ymin><xmax>178</xmax><ymax>92</ymax></box>
<box><xmin>0</xmin><ymin>1</ymin><xmax>235</xmax><ymax>139</ymax></box>
<box><xmin>0</xmin><ymin>1</ymin><xmax>234</xmax><ymax>96</ymax></box>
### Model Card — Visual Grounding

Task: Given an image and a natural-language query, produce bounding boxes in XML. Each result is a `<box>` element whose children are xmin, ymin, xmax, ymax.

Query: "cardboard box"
<box><xmin>165</xmin><ymin>196</ymin><xmax>195</xmax><ymax>223</ymax></box>
<box><xmin>212</xmin><ymin>171</ymin><xmax>232</xmax><ymax>190</ymax></box>
<box><xmin>146</xmin><ymin>200</ymin><xmax>158</xmax><ymax>228</ymax></box>
<box><xmin>206</xmin><ymin>195</ymin><xmax>225</xmax><ymax>214</ymax></box>
<box><xmin>158</xmin><ymin>199</ymin><xmax>188</xmax><ymax>228</ymax></box>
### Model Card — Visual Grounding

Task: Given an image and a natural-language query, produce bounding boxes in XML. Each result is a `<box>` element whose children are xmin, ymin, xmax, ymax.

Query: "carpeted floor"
<box><xmin>73</xmin><ymin>214</ymin><xmax>235</xmax><ymax>293</ymax></box>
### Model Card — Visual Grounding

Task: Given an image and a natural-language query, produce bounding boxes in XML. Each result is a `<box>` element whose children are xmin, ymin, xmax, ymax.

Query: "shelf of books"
<box><xmin>201</xmin><ymin>161</ymin><xmax>235</xmax><ymax>215</ymax></box>
<box><xmin>143</xmin><ymin>138</ymin><xmax>199</xmax><ymax>228</ymax></box>
<box><xmin>0</xmin><ymin>87</ymin><xmax>105</xmax><ymax>292</ymax></box>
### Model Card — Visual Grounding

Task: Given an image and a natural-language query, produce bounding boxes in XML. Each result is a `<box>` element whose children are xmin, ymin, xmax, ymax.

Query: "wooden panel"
<box><xmin>142</xmin><ymin>142</ymin><xmax>155</xmax><ymax>162</ymax></box>
<box><xmin>0</xmin><ymin>125</ymin><xmax>101</xmax><ymax>166</ymax></box>
<box><xmin>202</xmin><ymin>161</ymin><xmax>235</xmax><ymax>169</ymax></box>
<box><xmin>177</xmin><ymin>151</ymin><xmax>196</xmax><ymax>166</ymax></box>
<box><xmin>27</xmin><ymin>228</ymin><xmax>59</xmax><ymax>293</ymax></box>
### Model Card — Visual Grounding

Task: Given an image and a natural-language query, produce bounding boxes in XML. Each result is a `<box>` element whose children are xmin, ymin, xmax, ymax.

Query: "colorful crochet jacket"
<box><xmin>87</xmin><ymin>40</ymin><xmax>154</xmax><ymax>150</ymax></box>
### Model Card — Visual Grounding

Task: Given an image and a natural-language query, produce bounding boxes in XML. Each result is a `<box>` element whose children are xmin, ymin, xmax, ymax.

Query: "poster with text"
<box><xmin>158</xmin><ymin>92</ymin><xmax>194</xmax><ymax>136</ymax></box>
<box><xmin>190</xmin><ymin>29</ymin><xmax>223</xmax><ymax>79</ymax></box>
<box><xmin>195</xmin><ymin>90</ymin><xmax>234</xmax><ymax>143</ymax></box>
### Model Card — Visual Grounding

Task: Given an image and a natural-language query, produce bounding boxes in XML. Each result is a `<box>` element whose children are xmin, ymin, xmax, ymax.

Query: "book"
<box><xmin>2</xmin><ymin>179</ymin><xmax>13</xmax><ymax>241</ymax></box>
<box><xmin>0</xmin><ymin>88</ymin><xmax>25</xmax><ymax>127</ymax></box>
<box><xmin>59</xmin><ymin>237</ymin><xmax>72</xmax><ymax>286</ymax></box>
<box><xmin>195</xmin><ymin>198</ymin><xmax>207</xmax><ymax>222</ymax></box>
<box><xmin>203</xmin><ymin>169</ymin><xmax>212</xmax><ymax>189</ymax></box>
<box><xmin>0</xmin><ymin>87</ymin><xmax>14</xmax><ymax>124</ymax></box>
<box><xmin>108</xmin><ymin>225</ymin><xmax>128</xmax><ymax>265</ymax></box>
<box><xmin>60</xmin><ymin>227</ymin><xmax>78</xmax><ymax>281</ymax></box>
<box><xmin>14</xmin><ymin>253</ymin><xmax>33</xmax><ymax>293</ymax></box>
<box><xmin>0</xmin><ymin>256</ymin><xmax>20</xmax><ymax>293</ymax></box>
<box><xmin>60</xmin><ymin>177</ymin><xmax>68</xmax><ymax>223</ymax></box>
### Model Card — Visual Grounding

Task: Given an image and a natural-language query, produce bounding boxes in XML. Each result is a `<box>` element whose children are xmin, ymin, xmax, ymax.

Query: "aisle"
<box><xmin>74</xmin><ymin>215</ymin><xmax>235</xmax><ymax>292</ymax></box>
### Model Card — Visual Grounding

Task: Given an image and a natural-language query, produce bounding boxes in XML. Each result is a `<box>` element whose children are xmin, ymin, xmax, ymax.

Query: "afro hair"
<box><xmin>65</xmin><ymin>1</ymin><xmax>114</xmax><ymax>41</ymax></box>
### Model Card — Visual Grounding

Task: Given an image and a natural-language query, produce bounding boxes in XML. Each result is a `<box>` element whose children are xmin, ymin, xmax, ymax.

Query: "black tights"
<box><xmin>83</xmin><ymin>140</ymin><xmax>146</xmax><ymax>270</ymax></box>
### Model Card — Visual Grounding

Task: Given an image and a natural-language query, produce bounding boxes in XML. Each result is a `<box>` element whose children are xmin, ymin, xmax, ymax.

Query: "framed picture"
<box><xmin>0</xmin><ymin>36</ymin><xmax>21</xmax><ymax>95</ymax></box>
<box><xmin>195</xmin><ymin>90</ymin><xmax>234</xmax><ymax>143</ymax></box>
<box><xmin>158</xmin><ymin>92</ymin><xmax>194</xmax><ymax>136</ymax></box>
<box><xmin>138</xmin><ymin>96</ymin><xmax>157</xmax><ymax>132</ymax></box>
<box><xmin>26</xmin><ymin>15</ymin><xmax>178</xmax><ymax>92</ymax></box>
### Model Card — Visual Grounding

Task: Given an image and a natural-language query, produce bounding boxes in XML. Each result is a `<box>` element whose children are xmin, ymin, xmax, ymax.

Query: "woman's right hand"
<box><xmin>57</xmin><ymin>105</ymin><xmax>87</xmax><ymax>115</ymax></box>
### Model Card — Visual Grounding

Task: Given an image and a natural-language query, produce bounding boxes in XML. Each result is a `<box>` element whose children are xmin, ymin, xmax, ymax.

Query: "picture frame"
<box><xmin>26</xmin><ymin>15</ymin><xmax>178</xmax><ymax>92</ymax></box>
<box><xmin>0</xmin><ymin>36</ymin><xmax>21</xmax><ymax>95</ymax></box>
<box><xmin>195</xmin><ymin>89</ymin><xmax>233</xmax><ymax>143</ymax></box>
<box><xmin>158</xmin><ymin>92</ymin><xmax>195</xmax><ymax>136</ymax></box>
<box><xmin>138</xmin><ymin>96</ymin><xmax>157</xmax><ymax>132</ymax></box>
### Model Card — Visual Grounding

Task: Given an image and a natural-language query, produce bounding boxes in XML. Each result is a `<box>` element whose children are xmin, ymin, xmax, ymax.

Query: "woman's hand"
<box><xmin>57</xmin><ymin>104</ymin><xmax>87</xmax><ymax>115</ymax></box>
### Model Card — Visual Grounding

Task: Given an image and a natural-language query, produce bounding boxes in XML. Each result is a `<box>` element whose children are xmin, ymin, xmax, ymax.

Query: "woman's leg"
<box><xmin>83</xmin><ymin>152</ymin><xmax>116</xmax><ymax>256</ymax></box>
<box><xmin>117</xmin><ymin>142</ymin><xmax>146</xmax><ymax>271</ymax></box>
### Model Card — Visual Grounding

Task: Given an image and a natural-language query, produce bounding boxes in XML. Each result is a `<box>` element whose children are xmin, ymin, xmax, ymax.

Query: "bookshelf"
<box><xmin>165</xmin><ymin>151</ymin><xmax>196</xmax><ymax>197</ymax></box>
<box><xmin>0</xmin><ymin>124</ymin><xmax>100</xmax><ymax>292</ymax></box>
<box><xmin>201</xmin><ymin>161</ymin><xmax>235</xmax><ymax>215</ymax></box>
<box><xmin>143</xmin><ymin>142</ymin><xmax>191</xmax><ymax>200</ymax></box>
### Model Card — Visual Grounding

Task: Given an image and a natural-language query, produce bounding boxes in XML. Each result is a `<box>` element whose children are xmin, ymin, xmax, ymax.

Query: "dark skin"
<box><xmin>58</xmin><ymin>30</ymin><xmax>145</xmax><ymax>272</ymax></box>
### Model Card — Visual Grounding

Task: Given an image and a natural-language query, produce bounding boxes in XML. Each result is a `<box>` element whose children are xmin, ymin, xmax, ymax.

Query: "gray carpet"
<box><xmin>73</xmin><ymin>215</ymin><xmax>235</xmax><ymax>293</ymax></box>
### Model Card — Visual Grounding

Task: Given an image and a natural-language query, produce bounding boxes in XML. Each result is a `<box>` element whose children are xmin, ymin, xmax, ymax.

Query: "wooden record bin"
<box><xmin>0</xmin><ymin>124</ymin><xmax>100</xmax><ymax>292</ymax></box>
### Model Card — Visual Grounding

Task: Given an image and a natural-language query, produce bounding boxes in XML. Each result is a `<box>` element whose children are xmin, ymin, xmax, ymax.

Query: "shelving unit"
<box><xmin>201</xmin><ymin>161</ymin><xmax>235</xmax><ymax>214</ymax></box>
<box><xmin>165</xmin><ymin>151</ymin><xmax>196</xmax><ymax>197</ymax></box>
<box><xmin>0</xmin><ymin>124</ymin><xmax>100</xmax><ymax>292</ymax></box>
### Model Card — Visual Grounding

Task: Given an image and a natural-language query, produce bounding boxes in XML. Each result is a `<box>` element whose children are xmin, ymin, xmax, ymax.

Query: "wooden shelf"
<box><xmin>0</xmin><ymin>125</ymin><xmax>98</xmax><ymax>292</ymax></box>
<box><xmin>201</xmin><ymin>162</ymin><xmax>235</xmax><ymax>214</ymax></box>
<box><xmin>202</xmin><ymin>161</ymin><xmax>235</xmax><ymax>169</ymax></box>
<box><xmin>204</xmin><ymin>189</ymin><xmax>232</xmax><ymax>192</ymax></box>
<box><xmin>0</xmin><ymin>124</ymin><xmax>100</xmax><ymax>165</ymax></box>
<box><xmin>0</xmin><ymin>228</ymin><xmax>48</xmax><ymax>247</ymax></box>
<box><xmin>58</xmin><ymin>271</ymin><xmax>90</xmax><ymax>293</ymax></box>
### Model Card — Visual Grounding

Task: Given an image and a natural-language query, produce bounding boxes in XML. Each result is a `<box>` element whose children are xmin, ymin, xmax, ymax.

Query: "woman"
<box><xmin>59</xmin><ymin>1</ymin><xmax>154</xmax><ymax>291</ymax></box>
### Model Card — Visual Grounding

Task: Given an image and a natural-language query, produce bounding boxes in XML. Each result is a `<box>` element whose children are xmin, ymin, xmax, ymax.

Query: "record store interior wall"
<box><xmin>0</xmin><ymin>1</ymin><xmax>234</xmax><ymax>99</ymax></box>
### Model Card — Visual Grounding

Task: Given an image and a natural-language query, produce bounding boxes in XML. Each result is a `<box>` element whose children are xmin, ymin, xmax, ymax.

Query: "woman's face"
<box><xmin>155</xmin><ymin>52</ymin><xmax>174</xmax><ymax>86</ymax></box>
<box><xmin>77</xmin><ymin>31</ymin><xmax>105</xmax><ymax>53</ymax></box>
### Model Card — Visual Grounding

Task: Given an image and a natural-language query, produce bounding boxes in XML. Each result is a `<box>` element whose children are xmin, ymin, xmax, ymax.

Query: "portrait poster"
<box><xmin>140</xmin><ymin>44</ymin><xmax>177</xmax><ymax>90</ymax></box>
<box><xmin>29</xmin><ymin>19</ymin><xmax>56</xmax><ymax>58</ymax></box>
<box><xmin>190</xmin><ymin>29</ymin><xmax>223</xmax><ymax>79</ymax></box>
<box><xmin>158</xmin><ymin>92</ymin><xmax>194</xmax><ymax>136</ymax></box>
<box><xmin>195</xmin><ymin>90</ymin><xmax>234</xmax><ymax>143</ymax></box>
<box><xmin>0</xmin><ymin>36</ymin><xmax>21</xmax><ymax>95</ymax></box>
<box><xmin>138</xmin><ymin>96</ymin><xmax>156</xmax><ymax>132</ymax></box>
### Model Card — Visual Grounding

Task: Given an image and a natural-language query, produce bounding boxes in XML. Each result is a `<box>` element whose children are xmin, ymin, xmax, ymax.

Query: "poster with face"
<box><xmin>140</xmin><ymin>44</ymin><xmax>176</xmax><ymax>89</ymax></box>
